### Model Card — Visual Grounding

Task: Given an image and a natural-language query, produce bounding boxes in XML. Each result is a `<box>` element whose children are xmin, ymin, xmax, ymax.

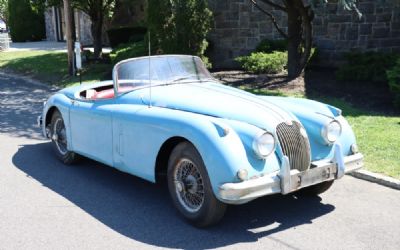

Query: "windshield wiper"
<box><xmin>169</xmin><ymin>76</ymin><xmax>214</xmax><ymax>84</ymax></box>
<box><xmin>170</xmin><ymin>76</ymin><xmax>197</xmax><ymax>82</ymax></box>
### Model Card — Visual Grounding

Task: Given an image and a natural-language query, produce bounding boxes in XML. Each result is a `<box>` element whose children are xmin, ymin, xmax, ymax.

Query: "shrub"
<box><xmin>236</xmin><ymin>51</ymin><xmax>287</xmax><ymax>74</ymax></box>
<box><xmin>256</xmin><ymin>39</ymin><xmax>288</xmax><ymax>53</ymax></box>
<box><xmin>336</xmin><ymin>52</ymin><xmax>398</xmax><ymax>83</ymax></box>
<box><xmin>7</xmin><ymin>0</ymin><xmax>45</xmax><ymax>42</ymax></box>
<box><xmin>387</xmin><ymin>58</ymin><xmax>400</xmax><ymax>109</ymax></box>
<box><xmin>106</xmin><ymin>26</ymin><xmax>147</xmax><ymax>48</ymax></box>
<box><xmin>110</xmin><ymin>41</ymin><xmax>147</xmax><ymax>65</ymax></box>
<box><xmin>147</xmin><ymin>0</ymin><xmax>212</xmax><ymax>58</ymax></box>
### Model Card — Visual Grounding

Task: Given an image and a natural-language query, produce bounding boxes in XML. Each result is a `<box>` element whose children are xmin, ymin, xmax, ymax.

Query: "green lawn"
<box><xmin>1</xmin><ymin>50</ymin><xmax>399</xmax><ymax>178</ymax></box>
<box><xmin>314</xmin><ymin>97</ymin><xmax>400</xmax><ymax>179</ymax></box>
<box><xmin>0</xmin><ymin>50</ymin><xmax>110</xmax><ymax>87</ymax></box>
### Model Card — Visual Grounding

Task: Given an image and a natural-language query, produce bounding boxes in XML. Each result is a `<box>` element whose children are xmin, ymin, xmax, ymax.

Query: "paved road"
<box><xmin>1</xmin><ymin>73</ymin><xmax>400</xmax><ymax>250</ymax></box>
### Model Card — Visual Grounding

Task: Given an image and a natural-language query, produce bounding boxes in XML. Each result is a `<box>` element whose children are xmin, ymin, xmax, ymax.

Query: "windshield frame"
<box><xmin>112</xmin><ymin>55</ymin><xmax>215</xmax><ymax>97</ymax></box>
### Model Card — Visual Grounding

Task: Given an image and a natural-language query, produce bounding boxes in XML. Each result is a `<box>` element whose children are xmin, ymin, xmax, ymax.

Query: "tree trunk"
<box><xmin>285</xmin><ymin>0</ymin><xmax>313</xmax><ymax>79</ymax></box>
<box><xmin>286</xmin><ymin>1</ymin><xmax>302</xmax><ymax>79</ymax></box>
<box><xmin>63</xmin><ymin>0</ymin><xmax>75</xmax><ymax>76</ymax></box>
<box><xmin>90</xmin><ymin>12</ymin><xmax>103</xmax><ymax>59</ymax></box>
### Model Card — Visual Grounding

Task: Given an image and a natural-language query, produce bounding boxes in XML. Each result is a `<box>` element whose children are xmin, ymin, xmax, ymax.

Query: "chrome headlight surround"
<box><xmin>252</xmin><ymin>132</ymin><xmax>276</xmax><ymax>159</ymax></box>
<box><xmin>321</xmin><ymin>120</ymin><xmax>342</xmax><ymax>144</ymax></box>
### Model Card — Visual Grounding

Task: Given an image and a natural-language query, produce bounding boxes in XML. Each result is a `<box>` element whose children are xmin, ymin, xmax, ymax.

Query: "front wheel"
<box><xmin>50</xmin><ymin>110</ymin><xmax>79</xmax><ymax>164</ymax></box>
<box><xmin>167</xmin><ymin>142</ymin><xmax>227</xmax><ymax>227</ymax></box>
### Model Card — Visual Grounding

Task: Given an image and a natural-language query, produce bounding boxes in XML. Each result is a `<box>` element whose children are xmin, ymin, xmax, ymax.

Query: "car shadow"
<box><xmin>13</xmin><ymin>142</ymin><xmax>335</xmax><ymax>249</ymax></box>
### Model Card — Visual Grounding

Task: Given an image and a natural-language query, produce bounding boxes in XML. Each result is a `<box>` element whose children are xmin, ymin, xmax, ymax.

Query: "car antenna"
<box><xmin>148</xmin><ymin>31</ymin><xmax>152</xmax><ymax>108</ymax></box>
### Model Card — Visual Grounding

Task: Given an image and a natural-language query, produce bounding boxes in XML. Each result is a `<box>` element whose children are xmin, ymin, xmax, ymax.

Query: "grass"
<box><xmin>316</xmin><ymin>97</ymin><xmax>400</xmax><ymax>179</ymax></box>
<box><xmin>0</xmin><ymin>50</ymin><xmax>398</xmax><ymax>178</ymax></box>
<box><xmin>0</xmin><ymin>50</ymin><xmax>111</xmax><ymax>87</ymax></box>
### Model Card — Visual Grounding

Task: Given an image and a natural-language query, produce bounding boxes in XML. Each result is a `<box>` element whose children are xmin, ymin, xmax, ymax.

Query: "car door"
<box><xmin>69</xmin><ymin>98</ymin><xmax>115</xmax><ymax>166</ymax></box>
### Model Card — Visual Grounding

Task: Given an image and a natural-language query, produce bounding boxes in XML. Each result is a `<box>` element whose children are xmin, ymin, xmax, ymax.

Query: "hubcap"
<box><xmin>173</xmin><ymin>159</ymin><xmax>204</xmax><ymax>213</ymax></box>
<box><xmin>53</xmin><ymin>118</ymin><xmax>68</xmax><ymax>155</ymax></box>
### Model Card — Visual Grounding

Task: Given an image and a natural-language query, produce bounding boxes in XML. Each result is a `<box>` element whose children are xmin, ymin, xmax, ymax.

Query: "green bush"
<box><xmin>106</xmin><ymin>26</ymin><xmax>147</xmax><ymax>48</ymax></box>
<box><xmin>147</xmin><ymin>0</ymin><xmax>212</xmax><ymax>58</ymax></box>
<box><xmin>110</xmin><ymin>41</ymin><xmax>147</xmax><ymax>65</ymax></box>
<box><xmin>236</xmin><ymin>51</ymin><xmax>287</xmax><ymax>74</ymax></box>
<box><xmin>387</xmin><ymin>58</ymin><xmax>400</xmax><ymax>109</ymax></box>
<box><xmin>336</xmin><ymin>52</ymin><xmax>398</xmax><ymax>83</ymax></box>
<box><xmin>256</xmin><ymin>39</ymin><xmax>288</xmax><ymax>53</ymax></box>
<box><xmin>8</xmin><ymin>0</ymin><xmax>45</xmax><ymax>42</ymax></box>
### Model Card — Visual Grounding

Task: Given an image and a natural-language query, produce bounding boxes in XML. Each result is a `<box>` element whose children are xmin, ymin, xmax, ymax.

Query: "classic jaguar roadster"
<box><xmin>38</xmin><ymin>55</ymin><xmax>363</xmax><ymax>227</ymax></box>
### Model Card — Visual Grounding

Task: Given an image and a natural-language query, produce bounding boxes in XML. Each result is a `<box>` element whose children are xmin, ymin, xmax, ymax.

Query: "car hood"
<box><xmin>126</xmin><ymin>82</ymin><xmax>296</xmax><ymax>131</ymax></box>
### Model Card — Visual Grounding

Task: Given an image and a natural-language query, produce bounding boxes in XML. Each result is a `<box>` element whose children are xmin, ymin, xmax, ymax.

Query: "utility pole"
<box><xmin>63</xmin><ymin>0</ymin><xmax>75</xmax><ymax>76</ymax></box>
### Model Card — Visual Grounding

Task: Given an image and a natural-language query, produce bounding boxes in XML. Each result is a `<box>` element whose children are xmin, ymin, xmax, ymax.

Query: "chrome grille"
<box><xmin>276</xmin><ymin>121</ymin><xmax>311</xmax><ymax>171</ymax></box>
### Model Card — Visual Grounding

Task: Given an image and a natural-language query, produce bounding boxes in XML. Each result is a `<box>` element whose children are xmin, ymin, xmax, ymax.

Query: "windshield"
<box><xmin>113</xmin><ymin>55</ymin><xmax>214</xmax><ymax>94</ymax></box>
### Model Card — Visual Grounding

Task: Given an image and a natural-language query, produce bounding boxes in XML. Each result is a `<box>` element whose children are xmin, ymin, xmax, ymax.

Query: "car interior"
<box><xmin>79</xmin><ymin>85</ymin><xmax>116</xmax><ymax>100</ymax></box>
<box><xmin>78</xmin><ymin>84</ymin><xmax>139</xmax><ymax>100</ymax></box>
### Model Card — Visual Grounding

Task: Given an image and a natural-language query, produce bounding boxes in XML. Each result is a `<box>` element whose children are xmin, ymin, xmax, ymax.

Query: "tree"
<box><xmin>72</xmin><ymin>0</ymin><xmax>115</xmax><ymax>58</ymax></box>
<box><xmin>250</xmin><ymin>0</ymin><xmax>362</xmax><ymax>79</ymax></box>
<box><xmin>8</xmin><ymin>0</ymin><xmax>46</xmax><ymax>41</ymax></box>
<box><xmin>0</xmin><ymin>0</ymin><xmax>8</xmax><ymax>25</ymax></box>
<box><xmin>63</xmin><ymin>0</ymin><xmax>75</xmax><ymax>75</ymax></box>
<box><xmin>147</xmin><ymin>0</ymin><xmax>212</xmax><ymax>59</ymax></box>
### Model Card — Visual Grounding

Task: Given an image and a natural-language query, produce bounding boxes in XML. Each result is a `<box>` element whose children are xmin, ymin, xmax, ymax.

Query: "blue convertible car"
<box><xmin>39</xmin><ymin>55</ymin><xmax>363</xmax><ymax>227</ymax></box>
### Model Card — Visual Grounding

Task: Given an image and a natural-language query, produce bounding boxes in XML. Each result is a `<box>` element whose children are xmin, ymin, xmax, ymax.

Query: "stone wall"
<box><xmin>313</xmin><ymin>0</ymin><xmax>400</xmax><ymax>65</ymax></box>
<box><xmin>76</xmin><ymin>11</ymin><xmax>93</xmax><ymax>46</ymax></box>
<box><xmin>208</xmin><ymin>0</ymin><xmax>286</xmax><ymax>68</ymax></box>
<box><xmin>44</xmin><ymin>8</ymin><xmax>56</xmax><ymax>41</ymax></box>
<box><xmin>207</xmin><ymin>0</ymin><xmax>400</xmax><ymax>68</ymax></box>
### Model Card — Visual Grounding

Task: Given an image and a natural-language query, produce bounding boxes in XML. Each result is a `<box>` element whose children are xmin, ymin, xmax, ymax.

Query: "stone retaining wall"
<box><xmin>208</xmin><ymin>0</ymin><xmax>400</xmax><ymax>68</ymax></box>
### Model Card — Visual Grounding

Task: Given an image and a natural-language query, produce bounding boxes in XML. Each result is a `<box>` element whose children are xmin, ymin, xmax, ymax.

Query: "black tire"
<box><xmin>167</xmin><ymin>142</ymin><xmax>227</xmax><ymax>227</ymax></box>
<box><xmin>50</xmin><ymin>110</ymin><xmax>79</xmax><ymax>164</ymax></box>
<box><xmin>297</xmin><ymin>180</ymin><xmax>334</xmax><ymax>196</ymax></box>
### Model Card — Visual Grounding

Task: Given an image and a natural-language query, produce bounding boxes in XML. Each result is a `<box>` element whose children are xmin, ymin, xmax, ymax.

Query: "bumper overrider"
<box><xmin>219</xmin><ymin>144</ymin><xmax>363</xmax><ymax>204</ymax></box>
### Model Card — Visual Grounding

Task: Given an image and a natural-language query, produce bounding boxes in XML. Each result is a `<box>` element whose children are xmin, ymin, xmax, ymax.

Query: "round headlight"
<box><xmin>253</xmin><ymin>132</ymin><xmax>276</xmax><ymax>158</ymax></box>
<box><xmin>322</xmin><ymin>120</ymin><xmax>342</xmax><ymax>144</ymax></box>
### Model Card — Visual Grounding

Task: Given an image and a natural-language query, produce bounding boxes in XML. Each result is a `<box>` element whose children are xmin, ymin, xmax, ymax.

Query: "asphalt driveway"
<box><xmin>0</xmin><ymin>72</ymin><xmax>399</xmax><ymax>249</ymax></box>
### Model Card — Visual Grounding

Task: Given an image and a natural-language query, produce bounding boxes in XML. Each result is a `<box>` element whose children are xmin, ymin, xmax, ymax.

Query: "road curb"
<box><xmin>348</xmin><ymin>170</ymin><xmax>400</xmax><ymax>190</ymax></box>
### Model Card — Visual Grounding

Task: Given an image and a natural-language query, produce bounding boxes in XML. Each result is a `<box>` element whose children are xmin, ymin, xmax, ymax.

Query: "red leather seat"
<box><xmin>94</xmin><ymin>89</ymin><xmax>115</xmax><ymax>99</ymax></box>
<box><xmin>91</xmin><ymin>86</ymin><xmax>136</xmax><ymax>99</ymax></box>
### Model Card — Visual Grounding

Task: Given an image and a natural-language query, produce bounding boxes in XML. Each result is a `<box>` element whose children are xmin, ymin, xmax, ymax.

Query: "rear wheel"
<box><xmin>167</xmin><ymin>142</ymin><xmax>227</xmax><ymax>227</ymax></box>
<box><xmin>50</xmin><ymin>110</ymin><xmax>79</xmax><ymax>164</ymax></box>
<box><xmin>297</xmin><ymin>180</ymin><xmax>334</xmax><ymax>196</ymax></box>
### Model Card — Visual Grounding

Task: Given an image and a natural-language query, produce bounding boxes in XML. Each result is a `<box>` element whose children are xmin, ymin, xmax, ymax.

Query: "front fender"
<box><xmin>258</xmin><ymin>96</ymin><xmax>358</xmax><ymax>160</ymax></box>
<box><xmin>42</xmin><ymin>93</ymin><xmax>73</xmax><ymax>148</ymax></box>
<box><xmin>114</xmin><ymin>106</ymin><xmax>281</xmax><ymax>200</ymax></box>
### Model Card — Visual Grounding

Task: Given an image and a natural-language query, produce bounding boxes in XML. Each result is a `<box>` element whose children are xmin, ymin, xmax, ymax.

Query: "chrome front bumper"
<box><xmin>219</xmin><ymin>144</ymin><xmax>364</xmax><ymax>204</ymax></box>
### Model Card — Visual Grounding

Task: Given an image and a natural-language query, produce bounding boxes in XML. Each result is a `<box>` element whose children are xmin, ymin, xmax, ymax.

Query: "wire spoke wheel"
<box><xmin>50</xmin><ymin>110</ymin><xmax>78</xmax><ymax>165</ymax></box>
<box><xmin>167</xmin><ymin>142</ymin><xmax>227</xmax><ymax>227</ymax></box>
<box><xmin>173</xmin><ymin>159</ymin><xmax>205</xmax><ymax>213</ymax></box>
<box><xmin>52</xmin><ymin>117</ymin><xmax>68</xmax><ymax>155</ymax></box>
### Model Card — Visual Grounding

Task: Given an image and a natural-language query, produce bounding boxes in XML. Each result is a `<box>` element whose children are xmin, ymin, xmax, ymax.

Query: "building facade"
<box><xmin>44</xmin><ymin>1</ymin><xmax>146</xmax><ymax>46</ymax></box>
<box><xmin>208</xmin><ymin>0</ymin><xmax>400</xmax><ymax>68</ymax></box>
<box><xmin>44</xmin><ymin>0</ymin><xmax>400</xmax><ymax>67</ymax></box>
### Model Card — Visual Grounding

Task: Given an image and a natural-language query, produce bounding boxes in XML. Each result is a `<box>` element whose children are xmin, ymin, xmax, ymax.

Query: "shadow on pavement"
<box><xmin>0</xmin><ymin>73</ymin><xmax>55</xmax><ymax>139</ymax></box>
<box><xmin>13</xmin><ymin>142</ymin><xmax>335</xmax><ymax>249</ymax></box>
